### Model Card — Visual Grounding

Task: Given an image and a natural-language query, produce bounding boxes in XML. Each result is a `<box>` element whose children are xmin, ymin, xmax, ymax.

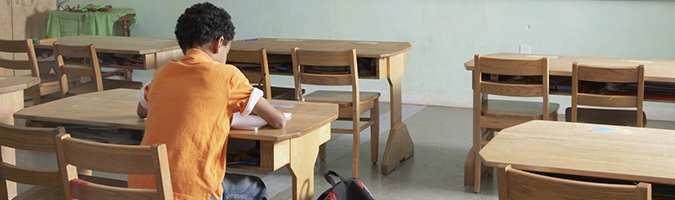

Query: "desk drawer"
<box><xmin>227</xmin><ymin>139</ymin><xmax>289</xmax><ymax>172</ymax></box>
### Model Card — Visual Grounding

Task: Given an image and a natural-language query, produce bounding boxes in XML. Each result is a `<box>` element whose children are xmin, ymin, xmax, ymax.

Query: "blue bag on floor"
<box><xmin>318</xmin><ymin>170</ymin><xmax>375</xmax><ymax>200</ymax></box>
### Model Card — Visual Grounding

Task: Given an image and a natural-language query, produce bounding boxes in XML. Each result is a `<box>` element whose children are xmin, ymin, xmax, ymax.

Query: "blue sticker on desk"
<box><xmin>589</xmin><ymin>126</ymin><xmax>632</xmax><ymax>134</ymax></box>
<box><xmin>270</xmin><ymin>102</ymin><xmax>295</xmax><ymax>108</ymax></box>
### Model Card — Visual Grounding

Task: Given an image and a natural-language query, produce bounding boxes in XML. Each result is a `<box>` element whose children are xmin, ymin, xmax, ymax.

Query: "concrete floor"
<box><xmin>13</xmin><ymin>102</ymin><xmax>675</xmax><ymax>200</ymax></box>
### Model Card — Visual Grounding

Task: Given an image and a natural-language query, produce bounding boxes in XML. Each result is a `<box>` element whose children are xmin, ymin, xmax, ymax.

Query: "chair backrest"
<box><xmin>291</xmin><ymin>47</ymin><xmax>359</xmax><ymax>101</ymax></box>
<box><xmin>473</xmin><ymin>54</ymin><xmax>551</xmax><ymax>119</ymax></box>
<box><xmin>53</xmin><ymin>42</ymin><xmax>103</xmax><ymax>97</ymax></box>
<box><xmin>55</xmin><ymin>133</ymin><xmax>173</xmax><ymax>200</ymax></box>
<box><xmin>497</xmin><ymin>164</ymin><xmax>651</xmax><ymax>200</ymax></box>
<box><xmin>571</xmin><ymin>63</ymin><xmax>645</xmax><ymax>127</ymax></box>
<box><xmin>0</xmin><ymin>39</ymin><xmax>40</xmax><ymax>77</ymax></box>
<box><xmin>0</xmin><ymin>124</ymin><xmax>64</xmax><ymax>200</ymax></box>
<box><xmin>227</xmin><ymin>48</ymin><xmax>272</xmax><ymax>99</ymax></box>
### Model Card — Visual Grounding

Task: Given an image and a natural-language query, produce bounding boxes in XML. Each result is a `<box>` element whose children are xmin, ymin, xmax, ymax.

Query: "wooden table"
<box><xmin>0</xmin><ymin>76</ymin><xmax>40</xmax><ymax>199</ymax></box>
<box><xmin>465</xmin><ymin>52</ymin><xmax>675</xmax><ymax>84</ymax></box>
<box><xmin>34</xmin><ymin>35</ymin><xmax>183</xmax><ymax>80</ymax></box>
<box><xmin>480</xmin><ymin>120</ymin><xmax>675</xmax><ymax>185</ymax></box>
<box><xmin>231</xmin><ymin>38</ymin><xmax>414</xmax><ymax>174</ymax></box>
<box><xmin>14</xmin><ymin>88</ymin><xmax>338</xmax><ymax>200</ymax></box>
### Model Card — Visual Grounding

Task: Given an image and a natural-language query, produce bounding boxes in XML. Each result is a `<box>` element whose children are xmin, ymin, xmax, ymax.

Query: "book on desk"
<box><xmin>231</xmin><ymin>112</ymin><xmax>292</xmax><ymax>131</ymax></box>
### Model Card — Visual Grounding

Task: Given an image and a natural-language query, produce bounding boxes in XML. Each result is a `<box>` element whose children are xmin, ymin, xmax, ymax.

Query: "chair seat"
<box><xmin>68</xmin><ymin>79</ymin><xmax>143</xmax><ymax>95</ymax></box>
<box><xmin>482</xmin><ymin>99</ymin><xmax>559</xmax><ymax>119</ymax></box>
<box><xmin>303</xmin><ymin>90</ymin><xmax>380</xmax><ymax>106</ymax></box>
<box><xmin>38</xmin><ymin>74</ymin><xmax>79</xmax><ymax>93</ymax></box>
<box><xmin>13</xmin><ymin>185</ymin><xmax>62</xmax><ymax>200</ymax></box>
<box><xmin>565</xmin><ymin>107</ymin><xmax>646</xmax><ymax>127</ymax></box>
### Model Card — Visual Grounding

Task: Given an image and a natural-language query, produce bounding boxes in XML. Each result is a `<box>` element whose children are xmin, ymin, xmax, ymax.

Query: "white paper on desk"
<box><xmin>231</xmin><ymin>112</ymin><xmax>291</xmax><ymax>131</ymax></box>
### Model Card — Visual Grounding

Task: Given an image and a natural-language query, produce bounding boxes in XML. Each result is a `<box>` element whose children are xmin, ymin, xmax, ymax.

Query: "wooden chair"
<box><xmin>570</xmin><ymin>63</ymin><xmax>645</xmax><ymax>127</ymax></box>
<box><xmin>55</xmin><ymin>133</ymin><xmax>173</xmax><ymax>200</ymax></box>
<box><xmin>291</xmin><ymin>47</ymin><xmax>379</xmax><ymax>178</ymax></box>
<box><xmin>465</xmin><ymin>54</ymin><xmax>559</xmax><ymax>192</ymax></box>
<box><xmin>0</xmin><ymin>123</ymin><xmax>64</xmax><ymax>200</ymax></box>
<box><xmin>498</xmin><ymin>164</ymin><xmax>651</xmax><ymax>200</ymax></box>
<box><xmin>0</xmin><ymin>39</ymin><xmax>65</xmax><ymax>105</ymax></box>
<box><xmin>227</xmin><ymin>48</ymin><xmax>298</xmax><ymax>100</ymax></box>
<box><xmin>53</xmin><ymin>43</ymin><xmax>142</xmax><ymax>98</ymax></box>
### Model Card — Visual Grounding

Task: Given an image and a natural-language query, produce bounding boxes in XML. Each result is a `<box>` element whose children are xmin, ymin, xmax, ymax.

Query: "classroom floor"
<box><xmin>14</xmin><ymin>102</ymin><xmax>675</xmax><ymax>200</ymax></box>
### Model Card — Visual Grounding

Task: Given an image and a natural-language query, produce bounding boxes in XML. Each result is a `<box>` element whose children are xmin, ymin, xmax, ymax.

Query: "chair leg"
<box><xmin>485</xmin><ymin>129</ymin><xmax>495</xmax><ymax>176</ymax></box>
<box><xmin>370</xmin><ymin>99</ymin><xmax>379</xmax><ymax>164</ymax></box>
<box><xmin>352</xmin><ymin>125</ymin><xmax>360</xmax><ymax>178</ymax></box>
<box><xmin>32</xmin><ymin>93</ymin><xmax>41</xmax><ymax>105</ymax></box>
<box><xmin>464</xmin><ymin>148</ymin><xmax>475</xmax><ymax>186</ymax></box>
<box><xmin>319</xmin><ymin>143</ymin><xmax>326</xmax><ymax>160</ymax></box>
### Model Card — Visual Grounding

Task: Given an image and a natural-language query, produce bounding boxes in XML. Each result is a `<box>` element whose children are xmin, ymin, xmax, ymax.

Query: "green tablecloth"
<box><xmin>46</xmin><ymin>8</ymin><xmax>137</xmax><ymax>38</ymax></box>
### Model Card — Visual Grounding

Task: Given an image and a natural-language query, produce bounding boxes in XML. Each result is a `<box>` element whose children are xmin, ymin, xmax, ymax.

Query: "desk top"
<box><xmin>34</xmin><ymin>35</ymin><xmax>180</xmax><ymax>55</ymax></box>
<box><xmin>464</xmin><ymin>53</ymin><xmax>675</xmax><ymax>83</ymax></box>
<box><xmin>480</xmin><ymin>120</ymin><xmax>675</xmax><ymax>185</ymax></box>
<box><xmin>231</xmin><ymin>38</ymin><xmax>412</xmax><ymax>58</ymax></box>
<box><xmin>13</xmin><ymin>88</ymin><xmax>338</xmax><ymax>141</ymax></box>
<box><xmin>0</xmin><ymin>76</ymin><xmax>40</xmax><ymax>94</ymax></box>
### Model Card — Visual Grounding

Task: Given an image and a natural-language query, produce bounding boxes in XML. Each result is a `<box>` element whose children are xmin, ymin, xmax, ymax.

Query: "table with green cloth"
<box><xmin>46</xmin><ymin>8</ymin><xmax>137</xmax><ymax>38</ymax></box>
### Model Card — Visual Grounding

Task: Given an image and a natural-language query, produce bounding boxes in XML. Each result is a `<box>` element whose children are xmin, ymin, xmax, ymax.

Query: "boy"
<box><xmin>129</xmin><ymin>2</ymin><xmax>286</xmax><ymax>200</ymax></box>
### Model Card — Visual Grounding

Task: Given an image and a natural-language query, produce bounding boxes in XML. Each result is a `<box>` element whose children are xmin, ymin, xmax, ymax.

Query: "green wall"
<box><xmin>59</xmin><ymin>0</ymin><xmax>675</xmax><ymax>119</ymax></box>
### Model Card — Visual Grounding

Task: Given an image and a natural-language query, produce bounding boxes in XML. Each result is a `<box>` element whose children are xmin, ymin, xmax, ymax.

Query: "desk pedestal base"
<box><xmin>381</xmin><ymin>123</ymin><xmax>414</xmax><ymax>174</ymax></box>
<box><xmin>0</xmin><ymin>90</ymin><xmax>23</xmax><ymax>199</ymax></box>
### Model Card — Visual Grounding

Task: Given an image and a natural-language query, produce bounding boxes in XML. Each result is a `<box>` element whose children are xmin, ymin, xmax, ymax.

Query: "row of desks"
<box><xmin>33</xmin><ymin>35</ymin><xmax>414</xmax><ymax>174</ymax></box>
<box><xmin>4</xmin><ymin>36</ymin><xmax>414</xmax><ymax>200</ymax></box>
<box><xmin>465</xmin><ymin>53</ymin><xmax>675</xmax><ymax>190</ymax></box>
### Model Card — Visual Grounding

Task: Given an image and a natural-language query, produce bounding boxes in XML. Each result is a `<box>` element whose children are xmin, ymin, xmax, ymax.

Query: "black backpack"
<box><xmin>317</xmin><ymin>170</ymin><xmax>375</xmax><ymax>200</ymax></box>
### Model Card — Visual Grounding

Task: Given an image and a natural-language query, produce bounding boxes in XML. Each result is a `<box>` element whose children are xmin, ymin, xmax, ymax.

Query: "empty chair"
<box><xmin>0</xmin><ymin>124</ymin><xmax>64</xmax><ymax>200</ymax></box>
<box><xmin>570</xmin><ymin>63</ymin><xmax>645</xmax><ymax>127</ymax></box>
<box><xmin>291</xmin><ymin>47</ymin><xmax>379</xmax><ymax>178</ymax></box>
<box><xmin>498</xmin><ymin>164</ymin><xmax>651</xmax><ymax>200</ymax></box>
<box><xmin>0</xmin><ymin>39</ymin><xmax>65</xmax><ymax>105</ymax></box>
<box><xmin>227</xmin><ymin>48</ymin><xmax>298</xmax><ymax>100</ymax></box>
<box><xmin>53</xmin><ymin>42</ymin><xmax>142</xmax><ymax>98</ymax></box>
<box><xmin>55</xmin><ymin>133</ymin><xmax>173</xmax><ymax>200</ymax></box>
<box><xmin>465</xmin><ymin>54</ymin><xmax>559</xmax><ymax>192</ymax></box>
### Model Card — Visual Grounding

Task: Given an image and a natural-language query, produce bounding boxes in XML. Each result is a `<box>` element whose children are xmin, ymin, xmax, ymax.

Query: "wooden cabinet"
<box><xmin>0</xmin><ymin>0</ymin><xmax>55</xmax><ymax>76</ymax></box>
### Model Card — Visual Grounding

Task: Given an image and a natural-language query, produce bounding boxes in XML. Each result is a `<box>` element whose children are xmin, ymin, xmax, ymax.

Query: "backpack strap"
<box><xmin>323</xmin><ymin>170</ymin><xmax>346</xmax><ymax>186</ymax></box>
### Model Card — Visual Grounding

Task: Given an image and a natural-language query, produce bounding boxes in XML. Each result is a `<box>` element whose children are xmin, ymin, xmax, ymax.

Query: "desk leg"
<box><xmin>0</xmin><ymin>90</ymin><xmax>23</xmax><ymax>199</ymax></box>
<box><xmin>287</xmin><ymin>124</ymin><xmax>330</xmax><ymax>200</ymax></box>
<box><xmin>381</xmin><ymin>53</ymin><xmax>414</xmax><ymax>175</ymax></box>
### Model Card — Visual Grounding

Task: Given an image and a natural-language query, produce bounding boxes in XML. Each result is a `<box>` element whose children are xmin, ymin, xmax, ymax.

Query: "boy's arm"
<box><xmin>137</xmin><ymin>103</ymin><xmax>148</xmax><ymax>118</ymax></box>
<box><xmin>137</xmin><ymin>81</ymin><xmax>151</xmax><ymax>118</ymax></box>
<box><xmin>252</xmin><ymin>98</ymin><xmax>286</xmax><ymax>129</ymax></box>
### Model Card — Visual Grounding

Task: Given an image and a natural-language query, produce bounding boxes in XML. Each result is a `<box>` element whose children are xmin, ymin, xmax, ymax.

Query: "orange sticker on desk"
<box><xmin>525</xmin><ymin>55</ymin><xmax>559</xmax><ymax>59</ymax></box>
<box><xmin>589</xmin><ymin>126</ymin><xmax>632</xmax><ymax>134</ymax></box>
<box><xmin>627</xmin><ymin>60</ymin><xmax>653</xmax><ymax>64</ymax></box>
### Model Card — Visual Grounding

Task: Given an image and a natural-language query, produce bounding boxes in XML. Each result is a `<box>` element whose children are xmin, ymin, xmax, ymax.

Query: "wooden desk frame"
<box><xmin>230</xmin><ymin>38</ymin><xmax>414</xmax><ymax>174</ymax></box>
<box><xmin>34</xmin><ymin>36</ymin><xmax>183</xmax><ymax>80</ymax></box>
<box><xmin>13</xmin><ymin>89</ymin><xmax>338</xmax><ymax>200</ymax></box>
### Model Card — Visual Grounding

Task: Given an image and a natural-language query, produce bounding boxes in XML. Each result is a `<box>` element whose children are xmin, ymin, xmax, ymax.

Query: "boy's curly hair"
<box><xmin>174</xmin><ymin>2</ymin><xmax>235</xmax><ymax>52</ymax></box>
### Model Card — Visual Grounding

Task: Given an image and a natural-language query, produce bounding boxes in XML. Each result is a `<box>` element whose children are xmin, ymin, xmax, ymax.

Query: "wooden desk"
<box><xmin>231</xmin><ymin>38</ymin><xmax>414</xmax><ymax>174</ymax></box>
<box><xmin>13</xmin><ymin>88</ymin><xmax>338</xmax><ymax>200</ymax></box>
<box><xmin>480</xmin><ymin>120</ymin><xmax>675</xmax><ymax>185</ymax></box>
<box><xmin>0</xmin><ymin>76</ymin><xmax>40</xmax><ymax>199</ymax></box>
<box><xmin>465</xmin><ymin>52</ymin><xmax>675</xmax><ymax>84</ymax></box>
<box><xmin>34</xmin><ymin>35</ymin><xmax>183</xmax><ymax>80</ymax></box>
